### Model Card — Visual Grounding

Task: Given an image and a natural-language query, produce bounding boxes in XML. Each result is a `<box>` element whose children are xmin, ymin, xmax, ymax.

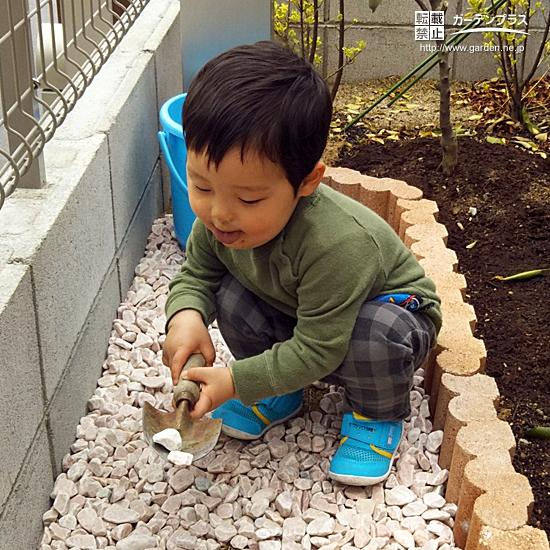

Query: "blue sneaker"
<box><xmin>329</xmin><ymin>412</ymin><xmax>403</xmax><ymax>486</ymax></box>
<box><xmin>212</xmin><ymin>390</ymin><xmax>303</xmax><ymax>440</ymax></box>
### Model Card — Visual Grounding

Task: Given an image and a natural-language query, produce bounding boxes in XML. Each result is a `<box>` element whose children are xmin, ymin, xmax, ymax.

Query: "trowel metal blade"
<box><xmin>142</xmin><ymin>400</ymin><xmax>222</xmax><ymax>462</ymax></box>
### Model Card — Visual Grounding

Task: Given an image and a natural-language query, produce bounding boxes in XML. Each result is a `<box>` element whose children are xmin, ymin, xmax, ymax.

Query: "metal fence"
<box><xmin>0</xmin><ymin>0</ymin><xmax>150</xmax><ymax>210</ymax></box>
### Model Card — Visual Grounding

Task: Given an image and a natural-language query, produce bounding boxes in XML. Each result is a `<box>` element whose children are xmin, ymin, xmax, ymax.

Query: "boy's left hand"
<box><xmin>180</xmin><ymin>366</ymin><xmax>238</xmax><ymax>419</ymax></box>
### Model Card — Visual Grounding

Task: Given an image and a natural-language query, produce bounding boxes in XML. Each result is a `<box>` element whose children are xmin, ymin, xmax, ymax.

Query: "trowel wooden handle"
<box><xmin>173</xmin><ymin>353</ymin><xmax>205</xmax><ymax>407</ymax></box>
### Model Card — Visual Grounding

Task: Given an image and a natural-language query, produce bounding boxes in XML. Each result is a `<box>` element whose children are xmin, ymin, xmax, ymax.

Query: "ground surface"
<box><xmin>331</xmin><ymin>77</ymin><xmax>550</xmax><ymax>535</ymax></box>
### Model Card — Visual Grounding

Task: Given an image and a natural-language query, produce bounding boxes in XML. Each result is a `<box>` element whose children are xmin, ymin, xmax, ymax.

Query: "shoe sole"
<box><xmin>328</xmin><ymin>468</ymin><xmax>392</xmax><ymax>486</ymax></box>
<box><xmin>328</xmin><ymin>430</ymin><xmax>403</xmax><ymax>486</ymax></box>
<box><xmin>220</xmin><ymin>404</ymin><xmax>303</xmax><ymax>441</ymax></box>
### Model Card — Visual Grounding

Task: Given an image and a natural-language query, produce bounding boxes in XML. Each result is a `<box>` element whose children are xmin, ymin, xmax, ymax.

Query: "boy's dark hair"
<box><xmin>182</xmin><ymin>41</ymin><xmax>332</xmax><ymax>192</ymax></box>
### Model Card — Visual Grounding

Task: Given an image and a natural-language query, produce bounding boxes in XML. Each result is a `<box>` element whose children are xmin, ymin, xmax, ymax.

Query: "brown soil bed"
<box><xmin>335</xmin><ymin>134</ymin><xmax>550</xmax><ymax>535</ymax></box>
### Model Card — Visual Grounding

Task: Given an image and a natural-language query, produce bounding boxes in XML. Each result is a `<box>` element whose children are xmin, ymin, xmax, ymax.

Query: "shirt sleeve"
<box><xmin>165</xmin><ymin>221</ymin><xmax>227</xmax><ymax>327</ymax></box>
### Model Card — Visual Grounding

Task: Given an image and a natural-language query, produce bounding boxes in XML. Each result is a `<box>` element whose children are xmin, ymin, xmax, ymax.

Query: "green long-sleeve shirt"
<box><xmin>166</xmin><ymin>183</ymin><xmax>441</xmax><ymax>406</ymax></box>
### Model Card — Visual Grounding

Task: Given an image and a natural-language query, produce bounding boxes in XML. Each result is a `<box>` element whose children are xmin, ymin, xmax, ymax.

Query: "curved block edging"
<box><xmin>323</xmin><ymin>167</ymin><xmax>549</xmax><ymax>550</ymax></box>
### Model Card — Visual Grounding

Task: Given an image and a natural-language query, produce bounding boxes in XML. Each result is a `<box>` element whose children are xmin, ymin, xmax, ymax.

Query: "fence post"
<box><xmin>0</xmin><ymin>0</ymin><xmax>46</xmax><ymax>190</ymax></box>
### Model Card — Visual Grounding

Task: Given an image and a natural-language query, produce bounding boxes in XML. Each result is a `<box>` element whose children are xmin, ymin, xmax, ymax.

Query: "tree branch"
<box><xmin>330</xmin><ymin>0</ymin><xmax>345</xmax><ymax>101</ymax></box>
<box><xmin>414</xmin><ymin>0</ymin><xmax>430</xmax><ymax>11</ymax></box>
<box><xmin>521</xmin><ymin>0</ymin><xmax>550</xmax><ymax>88</ymax></box>
<box><xmin>309</xmin><ymin>0</ymin><xmax>319</xmax><ymax>64</ymax></box>
<box><xmin>299</xmin><ymin>0</ymin><xmax>305</xmax><ymax>59</ymax></box>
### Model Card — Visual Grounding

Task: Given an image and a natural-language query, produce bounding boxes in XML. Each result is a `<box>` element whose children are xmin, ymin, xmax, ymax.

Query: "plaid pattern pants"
<box><xmin>215</xmin><ymin>273</ymin><xmax>435</xmax><ymax>420</ymax></box>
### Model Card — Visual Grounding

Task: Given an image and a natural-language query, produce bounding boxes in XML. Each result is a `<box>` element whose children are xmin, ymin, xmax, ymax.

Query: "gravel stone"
<box><xmin>214</xmin><ymin>523</ymin><xmax>238</xmax><ymax>542</ymax></box>
<box><xmin>207</xmin><ymin>452</ymin><xmax>240</xmax><ymax>473</ymax></box>
<box><xmin>307</xmin><ymin>516</ymin><xmax>335</xmax><ymax>537</ymax></box>
<box><xmin>230</xmin><ymin>534</ymin><xmax>249</xmax><ymax>549</ymax></box>
<box><xmin>152</xmin><ymin>428</ymin><xmax>182</xmax><ymax>452</ymax></box>
<box><xmin>385</xmin><ymin>486</ymin><xmax>416</xmax><ymax>506</ymax></box>
<box><xmin>115</xmin><ymin>534</ymin><xmax>157</xmax><ymax>550</ymax></box>
<box><xmin>423</xmin><ymin>491</ymin><xmax>446</xmax><ymax>508</ymax></box>
<box><xmin>425</xmin><ymin>431</ymin><xmax>444</xmax><ymax>453</ymax></box>
<box><xmin>103</xmin><ymin>506</ymin><xmax>140</xmax><ymax>524</ymax></box>
<box><xmin>65</xmin><ymin>534</ymin><xmax>97</xmax><ymax>549</ymax></box>
<box><xmin>251</xmin><ymin>488</ymin><xmax>277</xmax><ymax>503</ymax></box>
<box><xmin>403</xmin><ymin>500</ymin><xmax>428</xmax><ymax>517</ymax></box>
<box><xmin>169</xmin><ymin>468</ymin><xmax>194</xmax><ymax>493</ymax></box>
<box><xmin>393</xmin><ymin>529</ymin><xmax>415</xmax><ymax>548</ymax></box>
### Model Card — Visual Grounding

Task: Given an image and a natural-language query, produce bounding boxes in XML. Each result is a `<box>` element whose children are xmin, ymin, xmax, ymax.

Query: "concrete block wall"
<box><xmin>314</xmin><ymin>0</ymin><xmax>550</xmax><ymax>81</ymax></box>
<box><xmin>0</xmin><ymin>0</ymin><xmax>182</xmax><ymax>548</ymax></box>
<box><xmin>323</xmin><ymin>167</ymin><xmax>549</xmax><ymax>550</ymax></box>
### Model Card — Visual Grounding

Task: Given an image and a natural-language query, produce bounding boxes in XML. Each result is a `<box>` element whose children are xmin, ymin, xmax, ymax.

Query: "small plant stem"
<box><xmin>330</xmin><ymin>0</ymin><xmax>345</xmax><ymax>101</ymax></box>
<box><xmin>386</xmin><ymin>28</ymin><xmax>474</xmax><ymax>107</ymax></box>
<box><xmin>308</xmin><ymin>0</ymin><xmax>319</xmax><ymax>64</ymax></box>
<box><xmin>299</xmin><ymin>0</ymin><xmax>305</xmax><ymax>59</ymax></box>
<box><xmin>521</xmin><ymin>1</ymin><xmax>550</xmax><ymax>89</ymax></box>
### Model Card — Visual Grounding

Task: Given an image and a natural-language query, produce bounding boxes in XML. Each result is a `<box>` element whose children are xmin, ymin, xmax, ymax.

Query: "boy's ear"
<box><xmin>297</xmin><ymin>161</ymin><xmax>326</xmax><ymax>198</ymax></box>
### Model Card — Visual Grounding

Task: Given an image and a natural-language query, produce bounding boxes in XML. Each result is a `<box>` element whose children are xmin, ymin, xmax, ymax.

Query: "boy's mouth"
<box><xmin>212</xmin><ymin>227</ymin><xmax>242</xmax><ymax>245</ymax></box>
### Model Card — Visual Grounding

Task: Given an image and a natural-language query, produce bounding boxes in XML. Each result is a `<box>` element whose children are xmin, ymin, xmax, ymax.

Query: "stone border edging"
<box><xmin>323</xmin><ymin>167</ymin><xmax>549</xmax><ymax>550</ymax></box>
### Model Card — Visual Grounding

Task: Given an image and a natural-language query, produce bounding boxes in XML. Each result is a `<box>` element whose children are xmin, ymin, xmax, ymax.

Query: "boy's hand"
<box><xmin>180</xmin><ymin>366</ymin><xmax>238</xmax><ymax>419</ymax></box>
<box><xmin>162</xmin><ymin>309</ymin><xmax>216</xmax><ymax>384</ymax></box>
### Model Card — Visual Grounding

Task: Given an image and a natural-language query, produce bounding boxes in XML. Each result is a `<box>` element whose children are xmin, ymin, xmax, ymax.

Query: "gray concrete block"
<box><xmin>48</xmin><ymin>261</ymin><xmax>120</xmax><ymax>473</ymax></box>
<box><xmin>117</xmin><ymin>162</ymin><xmax>164</xmax><ymax>296</ymax></box>
<box><xmin>450</xmin><ymin>32</ymin><xmax>500</xmax><ymax>80</ymax></box>
<box><xmin>526</xmin><ymin>4</ymin><xmax>547</xmax><ymax>28</ymax></box>
<box><xmin>0</xmin><ymin>190</ymin><xmax>51</xmax><ymax>245</ymax></box>
<box><xmin>50</xmin><ymin>50</ymin><xmax>144</xmax><ymax>142</ymax></box>
<box><xmin>0</xmin><ymin>136</ymin><xmax>109</xmax><ymax>264</ymax></box>
<box><xmin>147</xmin><ymin>1</ymin><xmax>181</xmax><ymax>215</ymax></box>
<box><xmin>316</xmin><ymin>0</ymin><xmax>550</xmax><ymax>82</ymax></box>
<box><xmin>107</xmin><ymin>56</ymin><xmax>160</xmax><ymax>247</ymax></box>
<box><xmin>328</xmin><ymin>0</ymin><xmax>415</xmax><ymax>26</ymax></box>
<box><xmin>325</xmin><ymin>26</ymin><xmax>439</xmax><ymax>81</ymax></box>
<box><xmin>450</xmin><ymin>27</ymin><xmax>548</xmax><ymax>81</ymax></box>
<box><xmin>326</xmin><ymin>0</ymin><xmax>461</xmax><ymax>28</ymax></box>
<box><xmin>50</xmin><ymin>0</ymin><xmax>179</xmax><ymax>143</ymax></box>
<box><xmin>145</xmin><ymin>0</ymin><xmax>183</xmax><ymax>111</ymax></box>
<box><xmin>34</xmin><ymin>137</ymin><xmax>115</xmax><ymax>400</ymax></box>
<box><xmin>0</xmin><ymin>265</ymin><xmax>43</xmax><ymax>512</ymax></box>
<box><xmin>0</xmin><ymin>424</ymin><xmax>54</xmax><ymax>550</ymax></box>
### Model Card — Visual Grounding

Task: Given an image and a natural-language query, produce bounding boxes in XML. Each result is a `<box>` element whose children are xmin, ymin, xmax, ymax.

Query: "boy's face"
<box><xmin>187</xmin><ymin>148</ymin><xmax>321</xmax><ymax>250</ymax></box>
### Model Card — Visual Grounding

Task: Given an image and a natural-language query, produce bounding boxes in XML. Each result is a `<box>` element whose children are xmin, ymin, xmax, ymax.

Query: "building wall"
<box><xmin>314</xmin><ymin>0</ymin><xmax>548</xmax><ymax>82</ymax></box>
<box><xmin>181</xmin><ymin>0</ymin><xmax>271</xmax><ymax>90</ymax></box>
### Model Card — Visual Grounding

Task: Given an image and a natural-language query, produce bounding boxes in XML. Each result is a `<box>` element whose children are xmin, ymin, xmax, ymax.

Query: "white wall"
<box><xmin>180</xmin><ymin>0</ymin><xmax>272</xmax><ymax>90</ymax></box>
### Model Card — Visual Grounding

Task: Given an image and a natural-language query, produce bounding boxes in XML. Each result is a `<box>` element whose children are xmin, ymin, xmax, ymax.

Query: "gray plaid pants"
<box><xmin>215</xmin><ymin>273</ymin><xmax>435</xmax><ymax>420</ymax></box>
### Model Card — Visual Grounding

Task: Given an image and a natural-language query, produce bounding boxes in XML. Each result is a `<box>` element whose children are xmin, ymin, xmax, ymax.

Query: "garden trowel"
<box><xmin>142</xmin><ymin>353</ymin><xmax>222</xmax><ymax>461</ymax></box>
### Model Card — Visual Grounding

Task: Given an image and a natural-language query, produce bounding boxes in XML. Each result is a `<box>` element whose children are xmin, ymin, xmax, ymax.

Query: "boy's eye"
<box><xmin>240</xmin><ymin>198</ymin><xmax>262</xmax><ymax>205</ymax></box>
<box><xmin>193</xmin><ymin>184</ymin><xmax>210</xmax><ymax>193</ymax></box>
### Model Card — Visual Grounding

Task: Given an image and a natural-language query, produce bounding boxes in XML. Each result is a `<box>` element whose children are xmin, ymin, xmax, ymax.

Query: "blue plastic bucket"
<box><xmin>158</xmin><ymin>93</ymin><xmax>196</xmax><ymax>247</ymax></box>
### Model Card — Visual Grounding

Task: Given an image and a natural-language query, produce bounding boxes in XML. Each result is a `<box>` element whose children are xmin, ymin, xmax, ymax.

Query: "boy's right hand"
<box><xmin>162</xmin><ymin>309</ymin><xmax>216</xmax><ymax>385</ymax></box>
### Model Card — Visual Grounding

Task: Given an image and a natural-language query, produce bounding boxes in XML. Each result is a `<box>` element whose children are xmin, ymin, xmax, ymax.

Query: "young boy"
<box><xmin>162</xmin><ymin>41</ymin><xmax>441</xmax><ymax>486</ymax></box>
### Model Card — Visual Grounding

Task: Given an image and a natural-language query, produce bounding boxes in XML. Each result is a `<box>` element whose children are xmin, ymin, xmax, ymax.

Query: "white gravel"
<box><xmin>39</xmin><ymin>215</ymin><xmax>458</xmax><ymax>550</ymax></box>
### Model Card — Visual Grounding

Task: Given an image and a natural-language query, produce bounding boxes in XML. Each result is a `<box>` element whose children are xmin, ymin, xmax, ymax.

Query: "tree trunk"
<box><xmin>330</xmin><ymin>0</ymin><xmax>345</xmax><ymax>102</ymax></box>
<box><xmin>436</xmin><ymin>47</ymin><xmax>457</xmax><ymax>176</ymax></box>
<box><xmin>308</xmin><ymin>0</ymin><xmax>319</xmax><ymax>65</ymax></box>
<box><xmin>430</xmin><ymin>0</ymin><xmax>457</xmax><ymax>176</ymax></box>
<box><xmin>510</xmin><ymin>91</ymin><xmax>523</xmax><ymax>124</ymax></box>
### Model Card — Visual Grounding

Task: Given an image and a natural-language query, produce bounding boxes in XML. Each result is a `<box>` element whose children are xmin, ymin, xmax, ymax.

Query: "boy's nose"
<box><xmin>211</xmin><ymin>202</ymin><xmax>235</xmax><ymax>227</ymax></box>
